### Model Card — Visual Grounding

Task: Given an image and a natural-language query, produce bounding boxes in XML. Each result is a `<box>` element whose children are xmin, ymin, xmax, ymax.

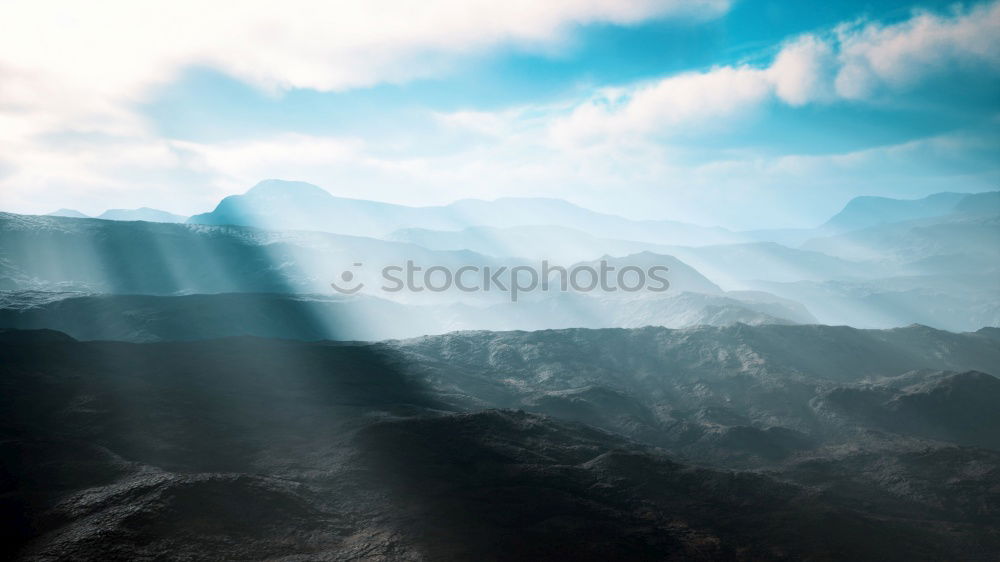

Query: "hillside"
<box><xmin>2</xmin><ymin>327</ymin><xmax>999</xmax><ymax>559</ymax></box>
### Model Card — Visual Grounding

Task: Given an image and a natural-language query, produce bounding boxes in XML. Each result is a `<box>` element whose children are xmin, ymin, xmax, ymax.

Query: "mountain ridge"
<box><xmin>3</xmin><ymin>327</ymin><xmax>999</xmax><ymax>559</ymax></box>
<box><xmin>187</xmin><ymin>179</ymin><xmax>742</xmax><ymax>244</ymax></box>
<box><xmin>98</xmin><ymin>207</ymin><xmax>188</xmax><ymax>223</ymax></box>
<box><xmin>822</xmin><ymin>190</ymin><xmax>999</xmax><ymax>232</ymax></box>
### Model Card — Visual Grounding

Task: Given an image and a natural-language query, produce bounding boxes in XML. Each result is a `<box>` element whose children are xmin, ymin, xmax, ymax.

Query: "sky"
<box><xmin>0</xmin><ymin>0</ymin><xmax>998</xmax><ymax>229</ymax></box>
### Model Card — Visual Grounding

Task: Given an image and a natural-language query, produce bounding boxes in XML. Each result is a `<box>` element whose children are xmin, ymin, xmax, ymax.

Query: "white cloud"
<box><xmin>1</xmin><ymin>0</ymin><xmax>997</xmax><ymax>229</ymax></box>
<box><xmin>549</xmin><ymin>66</ymin><xmax>773</xmax><ymax>146</ymax></box>
<box><xmin>0</xmin><ymin>0</ymin><xmax>728</xmax><ymax>122</ymax></box>
<box><xmin>174</xmin><ymin>135</ymin><xmax>363</xmax><ymax>181</ymax></box>
<box><xmin>768</xmin><ymin>35</ymin><xmax>835</xmax><ymax>106</ymax></box>
<box><xmin>0</xmin><ymin>0</ymin><xmax>730</xmax><ymax>214</ymax></box>
<box><xmin>550</xmin><ymin>1</ymin><xmax>1000</xmax><ymax>145</ymax></box>
<box><xmin>834</xmin><ymin>1</ymin><xmax>1000</xmax><ymax>98</ymax></box>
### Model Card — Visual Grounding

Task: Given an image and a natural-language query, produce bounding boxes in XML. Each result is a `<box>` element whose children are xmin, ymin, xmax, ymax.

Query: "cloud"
<box><xmin>768</xmin><ymin>35</ymin><xmax>836</xmax><ymax>106</ymax></box>
<box><xmin>549</xmin><ymin>67</ymin><xmax>773</xmax><ymax>146</ymax></box>
<box><xmin>172</xmin><ymin>134</ymin><xmax>367</xmax><ymax>195</ymax></box>
<box><xmin>1</xmin><ymin>0</ymin><xmax>997</xmax><ymax>229</ymax></box>
<box><xmin>834</xmin><ymin>1</ymin><xmax>1000</xmax><ymax>98</ymax></box>
<box><xmin>0</xmin><ymin>0</ymin><xmax>728</xmax><ymax>123</ymax></box>
<box><xmin>0</xmin><ymin>0</ymin><xmax>729</xmax><ymax>213</ymax></box>
<box><xmin>550</xmin><ymin>1</ymin><xmax>1000</xmax><ymax>145</ymax></box>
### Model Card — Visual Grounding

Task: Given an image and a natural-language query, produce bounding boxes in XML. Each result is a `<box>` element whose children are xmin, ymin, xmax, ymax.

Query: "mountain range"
<box><xmin>46</xmin><ymin>207</ymin><xmax>189</xmax><ymax>223</ymax></box>
<box><xmin>7</xmin><ymin>179</ymin><xmax>998</xmax><ymax>331</ymax></box>
<box><xmin>4</xmin><ymin>179</ymin><xmax>1000</xmax><ymax>559</ymax></box>
<box><xmin>185</xmin><ymin>179</ymin><xmax>1000</xmax><ymax>246</ymax></box>
<box><xmin>820</xmin><ymin>191</ymin><xmax>1000</xmax><ymax>231</ymax></box>
<box><xmin>97</xmin><ymin>207</ymin><xmax>188</xmax><ymax>223</ymax></box>
<box><xmin>42</xmin><ymin>180</ymin><xmax>999</xmax><ymax>249</ymax></box>
<box><xmin>188</xmin><ymin>179</ymin><xmax>742</xmax><ymax>244</ymax></box>
<box><xmin>2</xmin><ymin>324</ymin><xmax>998</xmax><ymax>559</ymax></box>
<box><xmin>0</xmin><ymin>212</ymin><xmax>819</xmax><ymax>337</ymax></box>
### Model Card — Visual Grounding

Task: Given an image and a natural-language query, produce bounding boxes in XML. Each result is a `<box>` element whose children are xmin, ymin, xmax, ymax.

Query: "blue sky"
<box><xmin>0</xmin><ymin>0</ymin><xmax>997</xmax><ymax>228</ymax></box>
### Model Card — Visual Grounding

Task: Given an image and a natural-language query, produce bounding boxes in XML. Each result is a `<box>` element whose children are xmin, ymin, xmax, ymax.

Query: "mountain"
<box><xmin>745</xmin><ymin>211</ymin><xmax>1000</xmax><ymax>331</ymax></box>
<box><xmin>0</xmin><ymin>212</ymin><xmax>515</xmax><ymax>297</ymax></box>
<box><xmin>44</xmin><ymin>208</ymin><xmax>88</xmax><ymax>218</ymax></box>
<box><xmin>442</xmin><ymin>196</ymin><xmax>740</xmax><ymax>245</ymax></box>
<box><xmin>392</xmin><ymin>324</ymin><xmax>1000</xmax><ymax>395</ymax></box>
<box><xmin>571</xmin><ymin>252</ymin><xmax>722</xmax><ymax>294</ymax></box>
<box><xmin>9</xmin><ymin>209</ymin><xmax>1000</xmax><ymax>333</ymax></box>
<box><xmin>0</xmin><ymin>289</ymin><xmax>813</xmax><ymax>342</ymax></box>
<box><xmin>815</xmin><ymin>370</ymin><xmax>1000</xmax><ymax>449</ymax></box>
<box><xmin>98</xmin><ymin>207</ymin><xmax>188</xmax><ymax>223</ymax></box>
<box><xmin>822</xmin><ymin>192</ymin><xmax>971</xmax><ymax>231</ymax></box>
<box><xmin>0</xmin><ymin>210</ymin><xmax>818</xmax><ymax>337</ymax></box>
<box><xmin>745</xmin><ymin>275</ymin><xmax>1000</xmax><ymax>332</ymax></box>
<box><xmin>659</xmin><ymin>241</ymin><xmax>883</xmax><ymax>284</ymax></box>
<box><xmin>3</xmin><ymin>327</ymin><xmax>999</xmax><ymax>559</ymax></box>
<box><xmin>0</xmin><ymin>210</ymin><xmax>804</xmax><ymax>306</ymax></box>
<box><xmin>952</xmin><ymin>191</ymin><xmax>1000</xmax><ymax>215</ymax></box>
<box><xmin>803</xmin><ymin>211</ymin><xmax>1000</xmax><ymax>264</ymax></box>
<box><xmin>0</xmin><ymin>327</ymin><xmax>75</xmax><ymax>343</ymax></box>
<box><xmin>187</xmin><ymin>179</ymin><xmax>412</xmax><ymax>236</ymax></box>
<box><xmin>188</xmin><ymin>179</ymin><xmax>741</xmax><ymax>244</ymax></box>
<box><xmin>739</xmin><ymin>190</ymin><xmax>1000</xmax><ymax>246</ymax></box>
<box><xmin>391</xmin><ymin>225</ymin><xmax>878</xmax><ymax>287</ymax></box>
<box><xmin>388</xmin><ymin>218</ymin><xmax>1000</xmax><ymax>330</ymax></box>
<box><xmin>389</xmin><ymin>224</ymin><xmax>648</xmax><ymax>261</ymax></box>
<box><xmin>383</xmin><ymin>323</ymin><xmax>999</xmax><ymax>468</ymax></box>
<box><xmin>380</xmin><ymin>323</ymin><xmax>1000</xmax><ymax>459</ymax></box>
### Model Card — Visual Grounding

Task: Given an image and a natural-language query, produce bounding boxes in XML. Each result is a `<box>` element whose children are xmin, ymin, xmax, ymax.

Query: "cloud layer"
<box><xmin>551</xmin><ymin>1</ymin><xmax>1000</xmax><ymax>145</ymax></box>
<box><xmin>0</xmin><ymin>0</ymin><xmax>997</xmax><ymax>229</ymax></box>
<box><xmin>0</xmin><ymin>0</ymin><xmax>728</xmax><ymax>213</ymax></box>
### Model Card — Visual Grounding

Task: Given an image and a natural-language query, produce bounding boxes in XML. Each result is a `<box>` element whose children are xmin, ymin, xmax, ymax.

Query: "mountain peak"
<box><xmin>822</xmin><ymin>191</ymin><xmax>970</xmax><ymax>231</ymax></box>
<box><xmin>98</xmin><ymin>208</ymin><xmax>187</xmax><ymax>223</ymax></box>
<box><xmin>46</xmin><ymin>208</ymin><xmax>89</xmax><ymax>218</ymax></box>
<box><xmin>245</xmin><ymin>179</ymin><xmax>332</xmax><ymax>199</ymax></box>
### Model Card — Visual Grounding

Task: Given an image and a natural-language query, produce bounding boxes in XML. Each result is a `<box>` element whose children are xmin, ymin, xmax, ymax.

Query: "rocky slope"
<box><xmin>2</xmin><ymin>326</ymin><xmax>999</xmax><ymax>559</ymax></box>
<box><xmin>0</xmin><ymin>291</ymin><xmax>812</xmax><ymax>342</ymax></box>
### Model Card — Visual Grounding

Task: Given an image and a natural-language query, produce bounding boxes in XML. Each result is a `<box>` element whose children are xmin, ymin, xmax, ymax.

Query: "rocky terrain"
<box><xmin>2</xmin><ymin>325</ymin><xmax>999</xmax><ymax>560</ymax></box>
<box><xmin>0</xmin><ymin>291</ymin><xmax>812</xmax><ymax>342</ymax></box>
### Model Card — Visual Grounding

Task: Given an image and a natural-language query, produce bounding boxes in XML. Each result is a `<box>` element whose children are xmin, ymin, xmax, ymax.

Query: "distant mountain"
<box><xmin>44</xmin><ymin>208</ymin><xmax>88</xmax><ymax>218</ymax></box>
<box><xmin>0</xmin><ymin>293</ymin><xmax>439</xmax><ymax>341</ymax></box>
<box><xmin>739</xmin><ymin>190</ymin><xmax>1000</xmax><ymax>246</ymax></box>
<box><xmin>189</xmin><ymin>179</ymin><xmax>741</xmax><ymax>245</ymax></box>
<box><xmin>732</xmin><ymin>211</ymin><xmax>1000</xmax><ymax>331</ymax></box>
<box><xmin>98</xmin><ymin>207</ymin><xmax>188</xmax><ymax>223</ymax></box>
<box><xmin>746</xmin><ymin>270</ymin><xmax>1000</xmax><ymax>332</ymax></box>
<box><xmin>0</xmin><ymin>213</ymin><xmax>814</xmax><ymax>335</ymax></box>
<box><xmin>391</xmin><ymin>225</ymin><xmax>876</xmax><ymax>285</ymax></box>
<box><xmin>188</xmin><ymin>179</ymin><xmax>405</xmax><ymax>235</ymax></box>
<box><xmin>661</xmin><ymin>241</ymin><xmax>883</xmax><ymax>285</ymax></box>
<box><xmin>803</xmin><ymin>211</ymin><xmax>1000</xmax><ymax>263</ymax></box>
<box><xmin>0</xmin><ymin>212</ymin><xmax>514</xmax><ymax>297</ymax></box>
<box><xmin>0</xmin><ymin>289</ymin><xmax>813</xmax><ymax>342</ymax></box>
<box><xmin>821</xmin><ymin>191</ymin><xmax>994</xmax><ymax>231</ymax></box>
<box><xmin>0</xmin><ymin>212</ymin><xmax>765</xmax><ymax>299</ymax></box>
<box><xmin>952</xmin><ymin>190</ymin><xmax>1000</xmax><ymax>214</ymax></box>
<box><xmin>11</xmin><ymin>211</ymin><xmax>1000</xmax><ymax>332</ymax></box>
<box><xmin>389</xmin><ymin>224</ymin><xmax>642</xmax><ymax>261</ymax></box>
<box><xmin>571</xmin><ymin>251</ymin><xmax>722</xmax><ymax>294</ymax></box>
<box><xmin>823</xmin><ymin>192</ymin><xmax>967</xmax><ymax>231</ymax></box>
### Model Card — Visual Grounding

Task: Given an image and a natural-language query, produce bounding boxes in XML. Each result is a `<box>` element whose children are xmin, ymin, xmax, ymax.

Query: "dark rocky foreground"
<box><xmin>2</xmin><ymin>326</ymin><xmax>999</xmax><ymax>560</ymax></box>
